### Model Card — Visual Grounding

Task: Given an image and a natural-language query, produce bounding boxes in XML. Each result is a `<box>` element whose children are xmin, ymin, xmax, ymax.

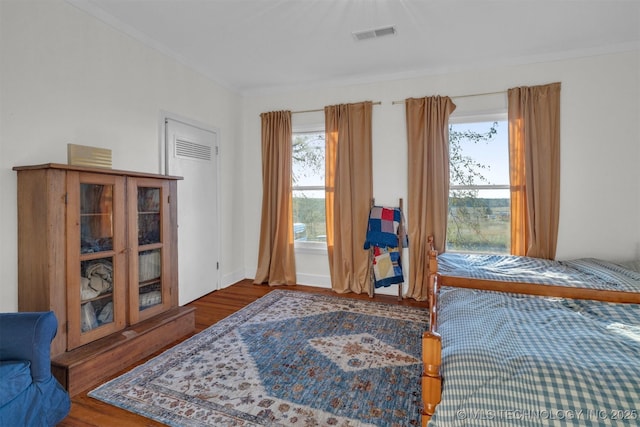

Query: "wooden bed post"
<box><xmin>422</xmin><ymin>237</ymin><xmax>442</xmax><ymax>425</ymax></box>
<box><xmin>427</xmin><ymin>239</ymin><xmax>439</xmax><ymax>333</ymax></box>
<box><xmin>422</xmin><ymin>330</ymin><xmax>442</xmax><ymax>425</ymax></box>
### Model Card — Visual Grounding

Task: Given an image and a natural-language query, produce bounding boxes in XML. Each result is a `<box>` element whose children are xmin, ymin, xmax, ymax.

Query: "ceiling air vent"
<box><xmin>352</xmin><ymin>25</ymin><xmax>397</xmax><ymax>41</ymax></box>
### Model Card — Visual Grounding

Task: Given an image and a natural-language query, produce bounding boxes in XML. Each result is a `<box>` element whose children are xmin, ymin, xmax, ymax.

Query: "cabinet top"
<box><xmin>13</xmin><ymin>163</ymin><xmax>183</xmax><ymax>180</ymax></box>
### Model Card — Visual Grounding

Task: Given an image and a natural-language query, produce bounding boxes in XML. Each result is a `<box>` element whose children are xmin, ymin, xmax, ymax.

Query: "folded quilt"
<box><xmin>363</xmin><ymin>206</ymin><xmax>407</xmax><ymax>249</ymax></box>
<box><xmin>372</xmin><ymin>246</ymin><xmax>404</xmax><ymax>288</ymax></box>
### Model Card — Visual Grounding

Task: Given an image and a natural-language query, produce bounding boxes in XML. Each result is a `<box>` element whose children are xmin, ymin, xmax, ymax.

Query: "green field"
<box><xmin>447</xmin><ymin>197</ymin><xmax>510</xmax><ymax>253</ymax></box>
<box><xmin>293</xmin><ymin>196</ymin><xmax>511</xmax><ymax>253</ymax></box>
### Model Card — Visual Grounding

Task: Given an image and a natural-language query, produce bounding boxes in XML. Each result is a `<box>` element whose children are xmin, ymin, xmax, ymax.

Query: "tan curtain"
<box><xmin>508</xmin><ymin>83</ymin><xmax>561</xmax><ymax>259</ymax></box>
<box><xmin>325</xmin><ymin>101</ymin><xmax>373</xmax><ymax>294</ymax></box>
<box><xmin>405</xmin><ymin>96</ymin><xmax>456</xmax><ymax>301</ymax></box>
<box><xmin>254</xmin><ymin>111</ymin><xmax>297</xmax><ymax>285</ymax></box>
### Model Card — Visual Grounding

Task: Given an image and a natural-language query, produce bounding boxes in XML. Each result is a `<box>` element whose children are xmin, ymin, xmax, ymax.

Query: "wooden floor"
<box><xmin>59</xmin><ymin>279</ymin><xmax>427</xmax><ymax>426</ymax></box>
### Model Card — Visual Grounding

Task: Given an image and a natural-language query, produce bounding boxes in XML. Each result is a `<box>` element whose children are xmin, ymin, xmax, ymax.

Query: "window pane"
<box><xmin>292</xmin><ymin>130</ymin><xmax>327</xmax><ymax>247</ymax></box>
<box><xmin>80</xmin><ymin>183</ymin><xmax>114</xmax><ymax>253</ymax></box>
<box><xmin>137</xmin><ymin>187</ymin><xmax>161</xmax><ymax>245</ymax></box>
<box><xmin>293</xmin><ymin>190</ymin><xmax>326</xmax><ymax>243</ymax></box>
<box><xmin>138</xmin><ymin>248</ymin><xmax>163</xmax><ymax>311</ymax></box>
<box><xmin>80</xmin><ymin>257</ymin><xmax>114</xmax><ymax>332</ymax></box>
<box><xmin>292</xmin><ymin>132</ymin><xmax>324</xmax><ymax>187</ymax></box>
<box><xmin>448</xmin><ymin>120</ymin><xmax>510</xmax><ymax>254</ymax></box>
<box><xmin>450</xmin><ymin>121</ymin><xmax>508</xmax><ymax>186</ymax></box>
<box><xmin>447</xmin><ymin>190</ymin><xmax>510</xmax><ymax>253</ymax></box>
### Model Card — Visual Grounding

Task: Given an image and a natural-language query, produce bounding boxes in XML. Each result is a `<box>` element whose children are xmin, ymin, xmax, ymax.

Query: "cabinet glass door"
<box><xmin>80</xmin><ymin>183</ymin><xmax>114</xmax><ymax>253</ymax></box>
<box><xmin>138</xmin><ymin>248</ymin><xmax>162</xmax><ymax>310</ymax></box>
<box><xmin>67</xmin><ymin>172</ymin><xmax>126</xmax><ymax>350</ymax></box>
<box><xmin>79</xmin><ymin>183</ymin><xmax>117</xmax><ymax>332</ymax></box>
<box><xmin>137</xmin><ymin>187</ymin><xmax>163</xmax><ymax>311</ymax></box>
<box><xmin>80</xmin><ymin>257</ymin><xmax>115</xmax><ymax>332</ymax></box>
<box><xmin>129</xmin><ymin>179</ymin><xmax>171</xmax><ymax>323</ymax></box>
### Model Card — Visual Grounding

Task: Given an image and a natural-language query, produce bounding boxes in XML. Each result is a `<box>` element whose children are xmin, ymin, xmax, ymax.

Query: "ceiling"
<box><xmin>68</xmin><ymin>0</ymin><xmax>640</xmax><ymax>96</ymax></box>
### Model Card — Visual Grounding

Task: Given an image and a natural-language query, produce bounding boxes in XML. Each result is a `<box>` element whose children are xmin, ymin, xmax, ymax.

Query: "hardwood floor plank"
<box><xmin>58</xmin><ymin>279</ymin><xmax>426</xmax><ymax>426</ymax></box>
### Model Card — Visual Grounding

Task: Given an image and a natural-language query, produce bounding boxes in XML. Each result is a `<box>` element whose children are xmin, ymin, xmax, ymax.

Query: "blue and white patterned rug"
<box><xmin>89</xmin><ymin>290</ymin><xmax>428</xmax><ymax>426</ymax></box>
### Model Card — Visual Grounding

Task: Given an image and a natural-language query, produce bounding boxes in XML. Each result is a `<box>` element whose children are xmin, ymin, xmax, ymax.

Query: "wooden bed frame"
<box><xmin>420</xmin><ymin>237</ymin><xmax>640</xmax><ymax>426</ymax></box>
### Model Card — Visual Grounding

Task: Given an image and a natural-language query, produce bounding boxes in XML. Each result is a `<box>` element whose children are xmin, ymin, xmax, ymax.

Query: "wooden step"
<box><xmin>52</xmin><ymin>306</ymin><xmax>196</xmax><ymax>396</ymax></box>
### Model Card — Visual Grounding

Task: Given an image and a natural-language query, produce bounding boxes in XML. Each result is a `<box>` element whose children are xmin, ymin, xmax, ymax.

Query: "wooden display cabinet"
<box><xmin>14</xmin><ymin>163</ymin><xmax>195</xmax><ymax>395</ymax></box>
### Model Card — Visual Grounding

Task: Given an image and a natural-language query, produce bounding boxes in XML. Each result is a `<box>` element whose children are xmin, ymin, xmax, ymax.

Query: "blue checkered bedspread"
<box><xmin>430</xmin><ymin>287</ymin><xmax>640</xmax><ymax>426</ymax></box>
<box><xmin>437</xmin><ymin>253</ymin><xmax>640</xmax><ymax>292</ymax></box>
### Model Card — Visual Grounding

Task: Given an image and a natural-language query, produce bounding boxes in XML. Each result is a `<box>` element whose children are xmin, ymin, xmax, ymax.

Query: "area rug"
<box><xmin>89</xmin><ymin>290</ymin><xmax>429</xmax><ymax>426</ymax></box>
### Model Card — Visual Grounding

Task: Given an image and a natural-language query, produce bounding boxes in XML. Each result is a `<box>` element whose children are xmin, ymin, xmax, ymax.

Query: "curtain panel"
<box><xmin>324</xmin><ymin>101</ymin><xmax>373</xmax><ymax>294</ymax></box>
<box><xmin>405</xmin><ymin>96</ymin><xmax>456</xmax><ymax>301</ymax></box>
<box><xmin>254</xmin><ymin>111</ymin><xmax>297</xmax><ymax>286</ymax></box>
<box><xmin>508</xmin><ymin>82</ymin><xmax>561</xmax><ymax>259</ymax></box>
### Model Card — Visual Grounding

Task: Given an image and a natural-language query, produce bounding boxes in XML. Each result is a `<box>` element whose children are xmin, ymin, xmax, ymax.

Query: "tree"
<box><xmin>292</xmin><ymin>133</ymin><xmax>324</xmax><ymax>185</ymax></box>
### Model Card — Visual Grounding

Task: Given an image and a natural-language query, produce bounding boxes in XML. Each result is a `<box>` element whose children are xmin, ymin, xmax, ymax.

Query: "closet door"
<box><xmin>66</xmin><ymin>171</ymin><xmax>126</xmax><ymax>350</ymax></box>
<box><xmin>165</xmin><ymin>117</ymin><xmax>219</xmax><ymax>304</ymax></box>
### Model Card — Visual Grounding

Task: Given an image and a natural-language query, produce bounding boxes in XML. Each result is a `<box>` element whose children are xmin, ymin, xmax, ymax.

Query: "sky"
<box><xmin>451</xmin><ymin>120</ymin><xmax>509</xmax><ymax>185</ymax></box>
<box><xmin>451</xmin><ymin>120</ymin><xmax>509</xmax><ymax>199</ymax></box>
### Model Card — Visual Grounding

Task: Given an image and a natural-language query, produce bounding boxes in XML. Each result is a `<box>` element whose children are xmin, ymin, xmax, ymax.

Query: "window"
<box><xmin>292</xmin><ymin>130</ymin><xmax>327</xmax><ymax>250</ymax></box>
<box><xmin>447</xmin><ymin>115</ymin><xmax>510</xmax><ymax>253</ymax></box>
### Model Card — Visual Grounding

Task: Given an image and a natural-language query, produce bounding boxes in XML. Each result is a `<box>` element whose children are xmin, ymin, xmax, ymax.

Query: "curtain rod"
<box><xmin>391</xmin><ymin>90</ymin><xmax>506</xmax><ymax>105</ymax></box>
<box><xmin>292</xmin><ymin>101</ymin><xmax>382</xmax><ymax>114</ymax></box>
<box><xmin>274</xmin><ymin>91</ymin><xmax>504</xmax><ymax>115</ymax></box>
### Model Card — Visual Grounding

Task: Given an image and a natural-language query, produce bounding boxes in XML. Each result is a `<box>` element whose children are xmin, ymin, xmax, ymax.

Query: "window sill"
<box><xmin>294</xmin><ymin>242</ymin><xmax>327</xmax><ymax>255</ymax></box>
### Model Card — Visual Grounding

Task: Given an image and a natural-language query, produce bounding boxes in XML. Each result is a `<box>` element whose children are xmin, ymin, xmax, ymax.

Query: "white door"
<box><xmin>165</xmin><ymin>118</ymin><xmax>219</xmax><ymax>304</ymax></box>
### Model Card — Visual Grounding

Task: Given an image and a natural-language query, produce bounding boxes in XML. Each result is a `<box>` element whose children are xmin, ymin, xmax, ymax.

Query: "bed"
<box><xmin>421</xmin><ymin>239</ymin><xmax>640</xmax><ymax>426</ymax></box>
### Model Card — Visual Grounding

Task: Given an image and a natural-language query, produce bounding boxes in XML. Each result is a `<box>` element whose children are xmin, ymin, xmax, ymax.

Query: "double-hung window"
<box><xmin>447</xmin><ymin>114</ymin><xmax>510</xmax><ymax>253</ymax></box>
<box><xmin>291</xmin><ymin>130</ymin><xmax>327</xmax><ymax>250</ymax></box>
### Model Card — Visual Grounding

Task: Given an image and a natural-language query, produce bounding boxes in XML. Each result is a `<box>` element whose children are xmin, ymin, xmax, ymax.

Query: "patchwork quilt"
<box><xmin>363</xmin><ymin>206</ymin><xmax>407</xmax><ymax>249</ymax></box>
<box><xmin>371</xmin><ymin>246</ymin><xmax>404</xmax><ymax>288</ymax></box>
<box><xmin>364</xmin><ymin>206</ymin><xmax>408</xmax><ymax>288</ymax></box>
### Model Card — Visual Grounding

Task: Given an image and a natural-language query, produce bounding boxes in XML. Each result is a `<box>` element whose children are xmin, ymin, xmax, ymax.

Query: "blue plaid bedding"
<box><xmin>437</xmin><ymin>253</ymin><xmax>640</xmax><ymax>292</ymax></box>
<box><xmin>430</xmin><ymin>287</ymin><xmax>640</xmax><ymax>426</ymax></box>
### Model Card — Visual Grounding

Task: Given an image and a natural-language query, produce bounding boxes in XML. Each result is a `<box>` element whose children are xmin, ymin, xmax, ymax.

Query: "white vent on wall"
<box><xmin>175</xmin><ymin>138</ymin><xmax>212</xmax><ymax>161</ymax></box>
<box><xmin>352</xmin><ymin>25</ymin><xmax>396</xmax><ymax>41</ymax></box>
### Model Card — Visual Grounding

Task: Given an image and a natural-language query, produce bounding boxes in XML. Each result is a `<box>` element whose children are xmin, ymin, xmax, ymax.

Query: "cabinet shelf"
<box><xmin>80</xmin><ymin>292</ymin><xmax>114</xmax><ymax>304</ymax></box>
<box><xmin>139</xmin><ymin>242</ymin><xmax>163</xmax><ymax>250</ymax></box>
<box><xmin>139</xmin><ymin>279</ymin><xmax>161</xmax><ymax>287</ymax></box>
<box><xmin>79</xmin><ymin>250</ymin><xmax>116</xmax><ymax>260</ymax></box>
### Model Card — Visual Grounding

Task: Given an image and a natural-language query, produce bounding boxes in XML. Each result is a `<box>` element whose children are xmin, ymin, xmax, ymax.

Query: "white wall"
<box><xmin>2</xmin><ymin>1</ymin><xmax>639</xmax><ymax>311</ymax></box>
<box><xmin>0</xmin><ymin>0</ymin><xmax>245</xmax><ymax>312</ymax></box>
<box><xmin>242</xmin><ymin>50</ymin><xmax>640</xmax><ymax>289</ymax></box>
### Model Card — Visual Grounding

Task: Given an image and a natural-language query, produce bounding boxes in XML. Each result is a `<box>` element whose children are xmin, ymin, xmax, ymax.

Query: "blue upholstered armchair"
<box><xmin>0</xmin><ymin>311</ymin><xmax>71</xmax><ymax>426</ymax></box>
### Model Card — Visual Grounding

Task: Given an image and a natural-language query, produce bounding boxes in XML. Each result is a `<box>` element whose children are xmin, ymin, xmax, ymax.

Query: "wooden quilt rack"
<box><xmin>367</xmin><ymin>198</ymin><xmax>405</xmax><ymax>300</ymax></box>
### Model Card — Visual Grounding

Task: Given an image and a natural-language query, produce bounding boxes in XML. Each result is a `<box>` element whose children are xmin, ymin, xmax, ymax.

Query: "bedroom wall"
<box><xmin>242</xmin><ymin>49</ymin><xmax>640</xmax><ymax>290</ymax></box>
<box><xmin>0</xmin><ymin>0</ymin><xmax>244</xmax><ymax>312</ymax></box>
<box><xmin>2</xmin><ymin>2</ymin><xmax>638</xmax><ymax>311</ymax></box>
